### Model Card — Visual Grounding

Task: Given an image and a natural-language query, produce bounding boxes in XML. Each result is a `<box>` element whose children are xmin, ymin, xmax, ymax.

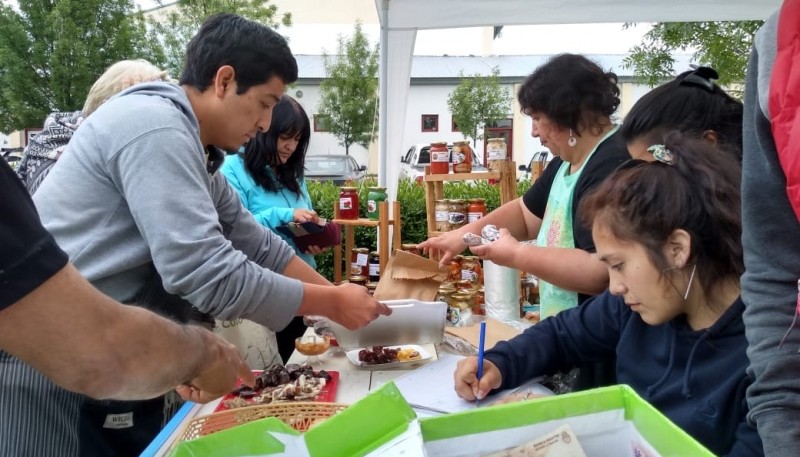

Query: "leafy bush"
<box><xmin>307</xmin><ymin>178</ymin><xmax>531</xmax><ymax>281</ymax></box>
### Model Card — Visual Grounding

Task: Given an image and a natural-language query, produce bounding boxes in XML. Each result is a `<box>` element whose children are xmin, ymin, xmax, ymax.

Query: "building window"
<box><xmin>421</xmin><ymin>114</ymin><xmax>439</xmax><ymax>132</ymax></box>
<box><xmin>451</xmin><ymin>117</ymin><xmax>460</xmax><ymax>132</ymax></box>
<box><xmin>314</xmin><ymin>114</ymin><xmax>331</xmax><ymax>132</ymax></box>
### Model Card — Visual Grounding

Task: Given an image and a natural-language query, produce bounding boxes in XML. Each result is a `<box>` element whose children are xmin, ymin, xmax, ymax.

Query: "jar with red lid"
<box><xmin>338</xmin><ymin>186</ymin><xmax>359</xmax><ymax>219</ymax></box>
<box><xmin>429</xmin><ymin>142</ymin><xmax>450</xmax><ymax>174</ymax></box>
<box><xmin>467</xmin><ymin>198</ymin><xmax>487</xmax><ymax>223</ymax></box>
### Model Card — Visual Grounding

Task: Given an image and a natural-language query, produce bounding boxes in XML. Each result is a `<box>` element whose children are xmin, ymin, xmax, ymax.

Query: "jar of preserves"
<box><xmin>460</xmin><ymin>256</ymin><xmax>483</xmax><ymax>285</ymax></box>
<box><xmin>430</xmin><ymin>142</ymin><xmax>450</xmax><ymax>174</ymax></box>
<box><xmin>448</xmin><ymin>292</ymin><xmax>472</xmax><ymax>326</ymax></box>
<box><xmin>455</xmin><ymin>279</ymin><xmax>475</xmax><ymax>293</ymax></box>
<box><xmin>368</xmin><ymin>251</ymin><xmax>381</xmax><ymax>282</ymax></box>
<box><xmin>473</xmin><ymin>287</ymin><xmax>486</xmax><ymax>316</ymax></box>
<box><xmin>435</xmin><ymin>199</ymin><xmax>450</xmax><ymax>232</ymax></box>
<box><xmin>350</xmin><ymin>247</ymin><xmax>369</xmax><ymax>277</ymax></box>
<box><xmin>399</xmin><ymin>243</ymin><xmax>421</xmax><ymax>257</ymax></box>
<box><xmin>437</xmin><ymin>283</ymin><xmax>456</xmax><ymax>306</ymax></box>
<box><xmin>366</xmin><ymin>186</ymin><xmax>387</xmax><ymax>220</ymax></box>
<box><xmin>467</xmin><ymin>198</ymin><xmax>487</xmax><ymax>223</ymax></box>
<box><xmin>448</xmin><ymin>199</ymin><xmax>468</xmax><ymax>230</ymax></box>
<box><xmin>338</xmin><ymin>186</ymin><xmax>359</xmax><ymax>219</ymax></box>
<box><xmin>447</xmin><ymin>256</ymin><xmax>463</xmax><ymax>282</ymax></box>
<box><xmin>366</xmin><ymin>282</ymin><xmax>378</xmax><ymax>296</ymax></box>
<box><xmin>451</xmin><ymin>141</ymin><xmax>472</xmax><ymax>174</ymax></box>
<box><xmin>349</xmin><ymin>275</ymin><xmax>368</xmax><ymax>287</ymax></box>
<box><xmin>486</xmin><ymin>138</ymin><xmax>507</xmax><ymax>171</ymax></box>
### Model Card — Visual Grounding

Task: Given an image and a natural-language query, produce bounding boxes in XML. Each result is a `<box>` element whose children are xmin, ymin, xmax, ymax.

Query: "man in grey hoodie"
<box><xmin>8</xmin><ymin>13</ymin><xmax>390</xmax><ymax>457</ymax></box>
<box><xmin>742</xmin><ymin>1</ymin><xmax>800</xmax><ymax>455</ymax></box>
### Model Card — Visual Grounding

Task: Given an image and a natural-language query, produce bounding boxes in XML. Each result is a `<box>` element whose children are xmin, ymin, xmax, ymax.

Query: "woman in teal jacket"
<box><xmin>221</xmin><ymin>95</ymin><xmax>321</xmax><ymax>362</ymax></box>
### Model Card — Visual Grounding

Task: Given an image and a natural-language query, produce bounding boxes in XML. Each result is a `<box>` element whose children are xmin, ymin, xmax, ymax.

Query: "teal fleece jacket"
<box><xmin>221</xmin><ymin>154</ymin><xmax>316</xmax><ymax>268</ymax></box>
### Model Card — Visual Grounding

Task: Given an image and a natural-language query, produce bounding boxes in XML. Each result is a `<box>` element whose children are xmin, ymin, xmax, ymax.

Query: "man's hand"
<box><xmin>327</xmin><ymin>283</ymin><xmax>392</xmax><ymax>330</ymax></box>
<box><xmin>454</xmin><ymin>356</ymin><xmax>502</xmax><ymax>401</ymax></box>
<box><xmin>175</xmin><ymin>330</ymin><xmax>254</xmax><ymax>404</ymax></box>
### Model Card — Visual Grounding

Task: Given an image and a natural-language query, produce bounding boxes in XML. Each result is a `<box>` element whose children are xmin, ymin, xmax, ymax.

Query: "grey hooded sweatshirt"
<box><xmin>34</xmin><ymin>81</ymin><xmax>303</xmax><ymax>329</ymax></box>
<box><xmin>742</xmin><ymin>10</ymin><xmax>800</xmax><ymax>457</ymax></box>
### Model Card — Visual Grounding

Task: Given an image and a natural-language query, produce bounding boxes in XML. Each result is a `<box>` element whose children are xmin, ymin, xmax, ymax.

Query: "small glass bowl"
<box><xmin>295</xmin><ymin>335</ymin><xmax>331</xmax><ymax>366</ymax></box>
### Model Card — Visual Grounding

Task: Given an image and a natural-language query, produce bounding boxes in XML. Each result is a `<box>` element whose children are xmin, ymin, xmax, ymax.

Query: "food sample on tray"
<box><xmin>357</xmin><ymin>346</ymin><xmax>422</xmax><ymax>365</ymax></box>
<box><xmin>222</xmin><ymin>364</ymin><xmax>333</xmax><ymax>410</ymax></box>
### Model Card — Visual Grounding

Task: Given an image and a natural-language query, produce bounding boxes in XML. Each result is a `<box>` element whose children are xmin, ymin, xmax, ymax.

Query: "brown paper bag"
<box><xmin>373</xmin><ymin>250</ymin><xmax>448</xmax><ymax>301</ymax></box>
<box><xmin>445</xmin><ymin>317</ymin><xmax>521</xmax><ymax>350</ymax></box>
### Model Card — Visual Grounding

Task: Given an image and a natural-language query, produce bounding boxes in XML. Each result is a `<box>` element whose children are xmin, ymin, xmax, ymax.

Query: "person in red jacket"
<box><xmin>741</xmin><ymin>1</ymin><xmax>800</xmax><ymax>455</ymax></box>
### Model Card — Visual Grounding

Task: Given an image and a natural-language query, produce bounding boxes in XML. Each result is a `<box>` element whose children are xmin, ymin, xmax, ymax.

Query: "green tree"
<box><xmin>0</xmin><ymin>0</ymin><xmax>161</xmax><ymax>133</ymax></box>
<box><xmin>148</xmin><ymin>0</ymin><xmax>291</xmax><ymax>78</ymax></box>
<box><xmin>317</xmin><ymin>22</ymin><xmax>379</xmax><ymax>155</ymax></box>
<box><xmin>623</xmin><ymin>21</ymin><xmax>763</xmax><ymax>87</ymax></box>
<box><xmin>447</xmin><ymin>67</ymin><xmax>512</xmax><ymax>145</ymax></box>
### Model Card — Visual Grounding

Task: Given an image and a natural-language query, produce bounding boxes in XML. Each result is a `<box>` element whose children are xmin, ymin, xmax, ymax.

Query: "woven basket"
<box><xmin>179</xmin><ymin>402</ymin><xmax>348</xmax><ymax>442</ymax></box>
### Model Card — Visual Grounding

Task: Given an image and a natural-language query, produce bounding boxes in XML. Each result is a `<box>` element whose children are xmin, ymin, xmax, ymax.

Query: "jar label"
<box><xmin>431</xmin><ymin>151</ymin><xmax>450</xmax><ymax>163</ymax></box>
<box><xmin>461</xmin><ymin>270</ymin><xmax>478</xmax><ymax>282</ymax></box>
<box><xmin>435</xmin><ymin>210</ymin><xmax>449</xmax><ymax>222</ymax></box>
<box><xmin>357</xmin><ymin>253</ymin><xmax>368</xmax><ymax>266</ymax></box>
<box><xmin>467</xmin><ymin>212</ymin><xmax>483</xmax><ymax>223</ymax></box>
<box><xmin>368</xmin><ymin>200</ymin><xmax>377</xmax><ymax>213</ymax></box>
<box><xmin>452</xmin><ymin>152</ymin><xmax>466</xmax><ymax>164</ymax></box>
<box><xmin>448</xmin><ymin>212</ymin><xmax>467</xmax><ymax>225</ymax></box>
<box><xmin>369</xmin><ymin>263</ymin><xmax>380</xmax><ymax>276</ymax></box>
<box><xmin>446</xmin><ymin>306</ymin><xmax>462</xmax><ymax>326</ymax></box>
<box><xmin>487</xmin><ymin>142</ymin><xmax>506</xmax><ymax>160</ymax></box>
<box><xmin>350</xmin><ymin>263</ymin><xmax>362</xmax><ymax>275</ymax></box>
<box><xmin>339</xmin><ymin>197</ymin><xmax>353</xmax><ymax>210</ymax></box>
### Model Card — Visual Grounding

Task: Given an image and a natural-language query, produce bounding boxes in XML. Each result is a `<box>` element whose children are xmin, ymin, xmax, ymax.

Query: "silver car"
<box><xmin>305</xmin><ymin>155</ymin><xmax>367</xmax><ymax>185</ymax></box>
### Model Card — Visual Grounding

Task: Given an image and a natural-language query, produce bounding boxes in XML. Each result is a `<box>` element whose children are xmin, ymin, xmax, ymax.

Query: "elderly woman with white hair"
<box><xmin>15</xmin><ymin>59</ymin><xmax>170</xmax><ymax>193</ymax></box>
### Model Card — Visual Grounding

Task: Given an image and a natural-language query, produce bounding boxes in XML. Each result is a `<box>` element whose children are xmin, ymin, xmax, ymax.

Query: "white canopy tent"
<box><xmin>374</xmin><ymin>0</ymin><xmax>782</xmax><ymax>200</ymax></box>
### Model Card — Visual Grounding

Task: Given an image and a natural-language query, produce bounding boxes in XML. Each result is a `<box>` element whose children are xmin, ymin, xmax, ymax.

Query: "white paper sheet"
<box><xmin>393</xmin><ymin>354</ymin><xmax>552</xmax><ymax>415</ymax></box>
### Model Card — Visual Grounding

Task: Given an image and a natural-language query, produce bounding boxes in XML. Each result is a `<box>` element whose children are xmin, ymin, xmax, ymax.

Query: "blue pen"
<box><xmin>476</xmin><ymin>321</ymin><xmax>487</xmax><ymax>404</ymax></box>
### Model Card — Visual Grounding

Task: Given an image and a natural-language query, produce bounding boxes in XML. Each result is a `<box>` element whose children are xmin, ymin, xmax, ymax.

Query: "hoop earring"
<box><xmin>664</xmin><ymin>263</ymin><xmax>697</xmax><ymax>300</ymax></box>
<box><xmin>568</xmin><ymin>129</ymin><xmax>577</xmax><ymax>147</ymax></box>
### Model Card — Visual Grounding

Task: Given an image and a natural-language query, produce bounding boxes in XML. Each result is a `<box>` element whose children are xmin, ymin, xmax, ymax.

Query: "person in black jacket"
<box><xmin>454</xmin><ymin>133</ymin><xmax>763</xmax><ymax>456</ymax></box>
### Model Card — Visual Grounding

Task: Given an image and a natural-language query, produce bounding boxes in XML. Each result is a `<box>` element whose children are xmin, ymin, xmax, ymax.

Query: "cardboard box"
<box><xmin>169</xmin><ymin>383</ymin><xmax>713</xmax><ymax>457</ymax></box>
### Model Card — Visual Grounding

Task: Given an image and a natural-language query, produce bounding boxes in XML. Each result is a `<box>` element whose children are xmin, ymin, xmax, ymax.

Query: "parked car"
<box><xmin>399</xmin><ymin>143</ymin><xmax>488</xmax><ymax>183</ymax></box>
<box><xmin>305</xmin><ymin>155</ymin><xmax>367</xmax><ymax>185</ymax></box>
<box><xmin>518</xmin><ymin>150</ymin><xmax>552</xmax><ymax>182</ymax></box>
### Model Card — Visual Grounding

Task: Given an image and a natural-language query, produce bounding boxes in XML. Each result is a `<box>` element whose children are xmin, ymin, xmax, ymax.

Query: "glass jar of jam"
<box><xmin>338</xmin><ymin>186</ymin><xmax>359</xmax><ymax>219</ymax></box>
<box><xmin>350</xmin><ymin>247</ymin><xmax>369</xmax><ymax>277</ymax></box>
<box><xmin>451</xmin><ymin>141</ymin><xmax>472</xmax><ymax>174</ymax></box>
<box><xmin>366</xmin><ymin>282</ymin><xmax>378</xmax><ymax>296</ymax></box>
<box><xmin>460</xmin><ymin>255</ymin><xmax>483</xmax><ymax>286</ymax></box>
<box><xmin>487</xmin><ymin>138</ymin><xmax>507</xmax><ymax>171</ymax></box>
<box><xmin>368</xmin><ymin>251</ymin><xmax>381</xmax><ymax>282</ymax></box>
<box><xmin>437</xmin><ymin>284</ymin><xmax>456</xmax><ymax>307</ymax></box>
<box><xmin>399</xmin><ymin>243</ymin><xmax>421</xmax><ymax>257</ymax></box>
<box><xmin>435</xmin><ymin>199</ymin><xmax>450</xmax><ymax>232</ymax></box>
<box><xmin>473</xmin><ymin>287</ymin><xmax>486</xmax><ymax>316</ymax></box>
<box><xmin>448</xmin><ymin>255</ymin><xmax>463</xmax><ymax>282</ymax></box>
<box><xmin>349</xmin><ymin>275</ymin><xmax>368</xmax><ymax>287</ymax></box>
<box><xmin>366</xmin><ymin>186</ymin><xmax>387</xmax><ymax>221</ymax></box>
<box><xmin>467</xmin><ymin>198</ymin><xmax>487</xmax><ymax>223</ymax></box>
<box><xmin>448</xmin><ymin>199</ymin><xmax>468</xmax><ymax>230</ymax></box>
<box><xmin>430</xmin><ymin>142</ymin><xmax>450</xmax><ymax>174</ymax></box>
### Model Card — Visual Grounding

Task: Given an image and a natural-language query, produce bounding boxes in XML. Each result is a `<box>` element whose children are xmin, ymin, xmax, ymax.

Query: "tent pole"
<box><xmin>378</xmin><ymin>0</ymin><xmax>389</xmax><ymax>187</ymax></box>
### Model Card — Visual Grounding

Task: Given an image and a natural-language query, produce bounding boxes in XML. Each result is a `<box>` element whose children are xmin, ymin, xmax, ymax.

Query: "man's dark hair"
<box><xmin>180</xmin><ymin>13</ymin><xmax>298</xmax><ymax>93</ymax></box>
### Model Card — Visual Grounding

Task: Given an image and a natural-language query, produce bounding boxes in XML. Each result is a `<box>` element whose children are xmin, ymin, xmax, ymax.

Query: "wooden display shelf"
<box><xmin>331</xmin><ymin>200</ymin><xmax>401</xmax><ymax>284</ymax></box>
<box><xmin>423</xmin><ymin>160</ymin><xmax>517</xmax><ymax>239</ymax></box>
